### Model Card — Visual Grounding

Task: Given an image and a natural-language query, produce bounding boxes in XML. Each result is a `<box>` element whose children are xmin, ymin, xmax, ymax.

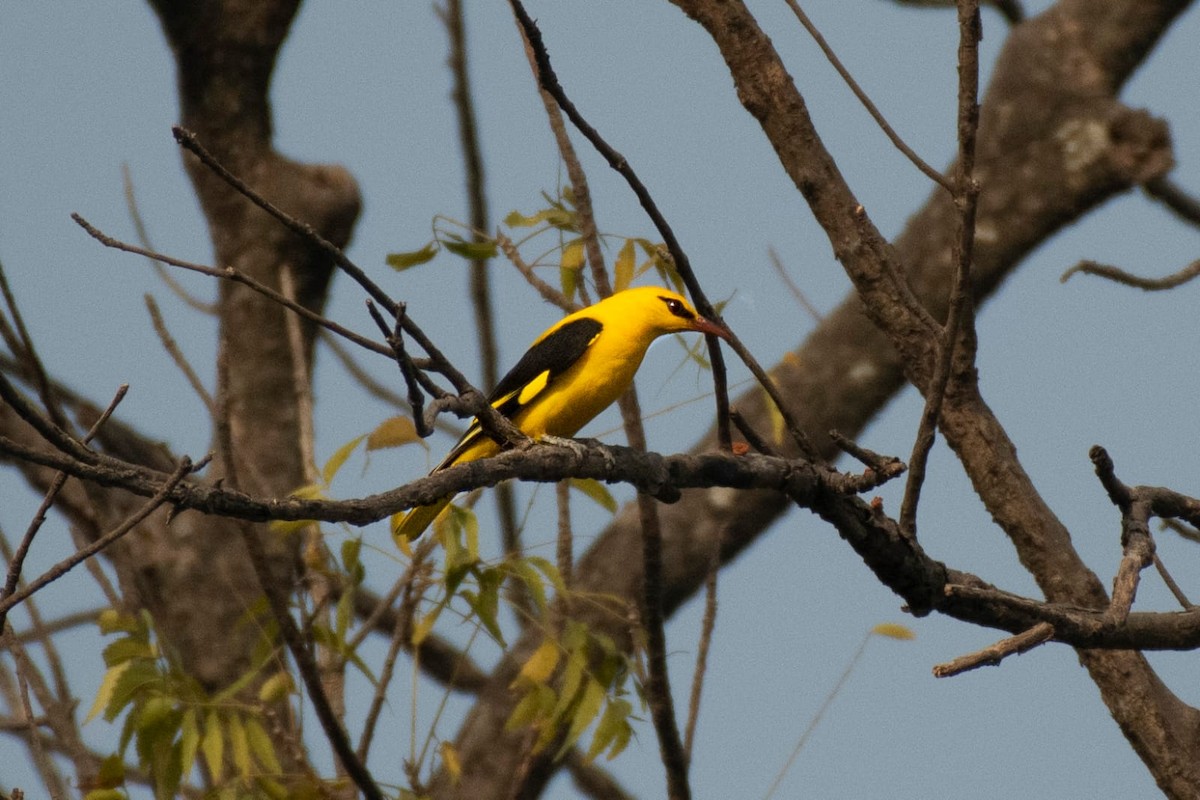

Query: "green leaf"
<box><xmin>471</xmin><ymin>568</ymin><xmax>506</xmax><ymax>646</ymax></box>
<box><xmin>228</xmin><ymin>713</ymin><xmax>252</xmax><ymax>779</ymax></box>
<box><xmin>507</xmin><ymin>560</ymin><xmax>548</xmax><ymax>616</ymax></box>
<box><xmin>442</xmin><ymin>238</ymin><xmax>498</xmax><ymax>261</ymax></box>
<box><xmin>569</xmin><ymin>478</ymin><xmax>618</xmax><ymax>513</ymax></box>
<box><xmin>411</xmin><ymin>602</ymin><xmax>445</xmax><ymax>646</ymax></box>
<box><xmin>515</xmin><ymin>638</ymin><xmax>561</xmax><ymax>687</ymax></box>
<box><xmin>613</xmin><ymin>239</ymin><xmax>636</xmax><ymax>292</ymax></box>
<box><xmin>340</xmin><ymin>537</ymin><xmax>365</xmax><ymax>586</ymax></box>
<box><xmin>179</xmin><ymin>708</ymin><xmax>200</xmax><ymax>780</ymax></box>
<box><xmin>322</xmin><ymin>434</ymin><xmax>366</xmax><ymax>486</ymax></box>
<box><xmin>557</xmin><ymin>678</ymin><xmax>606</xmax><ymax>758</ymax></box>
<box><xmin>201</xmin><ymin>709</ymin><xmax>225</xmax><ymax>783</ymax></box>
<box><xmin>504</xmin><ymin>207</ymin><xmax>574</xmax><ymax>229</ymax></box>
<box><xmin>585</xmin><ymin>699</ymin><xmax>633</xmax><ymax>762</ymax></box>
<box><xmin>87</xmin><ymin>661</ymin><xmax>131</xmax><ymax>723</ymax></box>
<box><xmin>561</xmin><ymin>239</ymin><xmax>585</xmax><ymax>272</ymax></box>
<box><xmin>245</xmin><ymin>715</ymin><xmax>282</xmax><ymax>775</ymax></box>
<box><xmin>386</xmin><ymin>241</ymin><xmax>439</xmax><ymax>271</ymax></box>
<box><xmin>524</xmin><ymin>555</ymin><xmax>567</xmax><ymax>598</ymax></box>
<box><xmin>102</xmin><ymin>635</ymin><xmax>154</xmax><ymax>667</ymax></box>
<box><xmin>506</xmin><ymin>683</ymin><xmax>555</xmax><ymax>731</ymax></box>
<box><xmin>560</xmin><ymin>264</ymin><xmax>578</xmax><ymax>305</ymax></box>
<box><xmin>97</xmin><ymin>609</ymin><xmax>138</xmax><ymax>635</ymax></box>
<box><xmin>94</xmin><ymin>752</ymin><xmax>127</xmax><ymax>790</ymax></box>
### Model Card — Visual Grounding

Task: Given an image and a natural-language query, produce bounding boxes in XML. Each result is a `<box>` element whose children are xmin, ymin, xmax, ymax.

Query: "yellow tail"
<box><xmin>392</xmin><ymin>497</ymin><xmax>452</xmax><ymax>542</ymax></box>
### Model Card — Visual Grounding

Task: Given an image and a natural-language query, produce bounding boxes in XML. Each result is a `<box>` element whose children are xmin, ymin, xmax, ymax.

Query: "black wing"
<box><xmin>438</xmin><ymin>316</ymin><xmax>602</xmax><ymax>468</ymax></box>
<box><xmin>489</xmin><ymin>317</ymin><xmax>602</xmax><ymax>415</ymax></box>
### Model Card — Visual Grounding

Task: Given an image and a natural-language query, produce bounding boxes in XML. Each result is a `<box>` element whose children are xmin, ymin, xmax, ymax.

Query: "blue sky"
<box><xmin>3</xmin><ymin>2</ymin><xmax>1199</xmax><ymax>797</ymax></box>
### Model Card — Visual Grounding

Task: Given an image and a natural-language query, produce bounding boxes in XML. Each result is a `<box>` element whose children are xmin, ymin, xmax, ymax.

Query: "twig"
<box><xmin>898</xmin><ymin>0</ymin><xmax>982</xmax><ymax>538</ymax></box>
<box><xmin>766</xmin><ymin>247</ymin><xmax>822</xmax><ymax>323</ymax></box>
<box><xmin>1144</xmin><ymin>175</ymin><xmax>1200</xmax><ymax>227</ymax></box>
<box><xmin>516</xmin><ymin>19</ymin><xmax>611</xmax><ymax>299</ymax></box>
<box><xmin>11</xmin><ymin>646</ymin><xmax>66</xmax><ymax>800</ymax></box>
<box><xmin>144</xmin><ymin>295</ymin><xmax>215</xmax><ymax>413</ymax></box>
<box><xmin>554</xmin><ymin>479</ymin><xmax>573</xmax><ymax>623</ymax></box>
<box><xmin>932</xmin><ymin>622</ymin><xmax>1054</xmax><ymax>677</ymax></box>
<box><xmin>508</xmin><ymin>0</ymin><xmax>741</xmax><ymax>460</ymax></box>
<box><xmin>122</xmin><ymin>163</ymin><xmax>217</xmax><ymax>314</ymax></box>
<box><xmin>496</xmin><ymin>232</ymin><xmax>578</xmax><ymax>311</ymax></box>
<box><xmin>0</xmin><ymin>457</ymin><xmax>196</xmax><ymax>620</ymax></box>
<box><xmin>439</xmin><ymin>0</ymin><xmax>500</xmax><ymax>391</ymax></box>
<box><xmin>782</xmin><ymin>0</ymin><xmax>952</xmax><ymax>192</ymax></box>
<box><xmin>1060</xmin><ymin>258</ymin><xmax>1200</xmax><ymax>291</ymax></box>
<box><xmin>208</xmin><ymin>315</ymin><xmax>383</xmax><ymax>800</ymax></box>
<box><xmin>73</xmin><ymin>214</ymin><xmax>391</xmax><ymax>358</ymax></box>
<box><xmin>173</xmin><ymin>126</ymin><xmax>397</xmax><ymax>316</ymax></box>
<box><xmin>0</xmin><ymin>260</ymin><xmax>70</xmax><ymax>432</ymax></box>
<box><xmin>683</xmin><ymin>538</ymin><xmax>720</xmax><ymax>760</ymax></box>
<box><xmin>1152</xmin><ymin>554</ymin><xmax>1193</xmax><ymax>609</ymax></box>
<box><xmin>0</xmin><ymin>385</ymin><xmax>129</xmax><ymax>633</ymax></box>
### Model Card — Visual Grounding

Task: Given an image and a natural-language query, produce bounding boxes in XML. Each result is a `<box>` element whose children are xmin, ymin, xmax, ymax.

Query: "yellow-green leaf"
<box><xmin>613</xmin><ymin>239</ymin><xmax>636</xmax><ymax>292</ymax></box>
<box><xmin>97</xmin><ymin>609</ymin><xmax>136</xmax><ymax>635</ymax></box>
<box><xmin>442</xmin><ymin>238</ymin><xmax>497</xmax><ymax>260</ymax></box>
<box><xmin>84</xmin><ymin>790</ymin><xmax>127</xmax><ymax>800</ymax></box>
<box><xmin>585</xmin><ymin>698</ymin><xmax>633</xmax><ymax>762</ymax></box>
<box><xmin>386</xmin><ymin>241</ymin><xmax>439</xmax><ymax>271</ymax></box>
<box><xmin>440</xmin><ymin>741</ymin><xmax>462</xmax><ymax>785</ymax></box>
<box><xmin>411</xmin><ymin>603</ymin><xmax>443</xmax><ymax>646</ymax></box>
<box><xmin>506</xmin><ymin>683</ymin><xmax>555</xmax><ymax>731</ymax></box>
<box><xmin>560</xmin><ymin>264</ymin><xmax>578</xmax><ymax>304</ymax></box>
<box><xmin>228</xmin><ymin>713</ymin><xmax>252</xmax><ymax>779</ymax></box>
<box><xmin>202</xmin><ymin>709</ymin><xmax>225</xmax><ymax>783</ymax></box>
<box><xmin>258</xmin><ymin>670</ymin><xmax>295</xmax><ymax>705</ymax></box>
<box><xmin>179</xmin><ymin>708</ymin><xmax>200</xmax><ymax>780</ymax></box>
<box><xmin>569</xmin><ymin>478</ymin><xmax>618</xmax><ymax>514</ymax></box>
<box><xmin>322</xmin><ymin>434</ymin><xmax>366</xmax><ymax>486</ymax></box>
<box><xmin>561</xmin><ymin>239</ymin><xmax>585</xmax><ymax>272</ymax></box>
<box><xmin>515</xmin><ymin>639</ymin><xmax>561</xmax><ymax>687</ymax></box>
<box><xmin>367</xmin><ymin>416</ymin><xmax>427</xmax><ymax>451</ymax></box>
<box><xmin>871</xmin><ymin>622</ymin><xmax>916</xmax><ymax>641</ymax></box>
<box><xmin>558</xmin><ymin>678</ymin><xmax>606</xmax><ymax>757</ymax></box>
<box><xmin>95</xmin><ymin>752</ymin><xmax>126</xmax><ymax>790</ymax></box>
<box><xmin>245</xmin><ymin>716</ymin><xmax>282</xmax><ymax>775</ymax></box>
<box><xmin>86</xmin><ymin>661</ymin><xmax>131</xmax><ymax>723</ymax></box>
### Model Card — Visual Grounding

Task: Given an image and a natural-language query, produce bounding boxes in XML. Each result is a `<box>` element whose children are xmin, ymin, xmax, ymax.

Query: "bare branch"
<box><xmin>932</xmin><ymin>622</ymin><xmax>1055</xmax><ymax>677</ymax></box>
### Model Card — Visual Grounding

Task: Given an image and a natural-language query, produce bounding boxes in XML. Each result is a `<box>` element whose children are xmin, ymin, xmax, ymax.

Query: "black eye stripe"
<box><xmin>660</xmin><ymin>296</ymin><xmax>695</xmax><ymax>320</ymax></box>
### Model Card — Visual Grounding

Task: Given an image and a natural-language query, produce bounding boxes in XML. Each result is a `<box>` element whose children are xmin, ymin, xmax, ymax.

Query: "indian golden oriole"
<box><xmin>393</xmin><ymin>286</ymin><xmax>728</xmax><ymax>540</ymax></box>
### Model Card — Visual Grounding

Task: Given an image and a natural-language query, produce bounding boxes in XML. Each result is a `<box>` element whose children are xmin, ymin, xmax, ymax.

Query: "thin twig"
<box><xmin>122</xmin><ymin>162</ymin><xmax>217</xmax><ymax>314</ymax></box>
<box><xmin>73</xmin><ymin>214</ymin><xmax>391</xmax><ymax>358</ymax></box>
<box><xmin>516</xmin><ymin>20</ymin><xmax>611</xmax><ymax>299</ymax></box>
<box><xmin>1060</xmin><ymin>258</ymin><xmax>1200</xmax><ymax>291</ymax></box>
<box><xmin>0</xmin><ymin>457</ymin><xmax>195</xmax><ymax>620</ymax></box>
<box><xmin>1152</xmin><ymin>554</ymin><xmax>1193</xmax><ymax>609</ymax></box>
<box><xmin>683</xmin><ymin>539</ymin><xmax>720</xmax><ymax>760</ymax></box>
<box><xmin>898</xmin><ymin>0</ymin><xmax>982</xmax><ymax>538</ymax></box>
<box><xmin>0</xmin><ymin>385</ymin><xmax>129</xmax><ymax>633</ymax></box>
<box><xmin>783</xmin><ymin>0</ymin><xmax>953</xmax><ymax>192</ymax></box>
<box><xmin>508</xmin><ymin>0</ymin><xmax>739</xmax><ymax>459</ymax></box>
<box><xmin>144</xmin><ymin>294</ymin><xmax>215</xmax><ymax>413</ymax></box>
<box><xmin>767</xmin><ymin>247</ymin><xmax>823</xmax><ymax>323</ymax></box>
<box><xmin>0</xmin><ymin>260</ymin><xmax>70</xmax><ymax>432</ymax></box>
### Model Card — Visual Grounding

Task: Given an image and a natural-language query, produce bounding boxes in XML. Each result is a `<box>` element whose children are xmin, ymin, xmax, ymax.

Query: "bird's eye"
<box><xmin>660</xmin><ymin>296</ymin><xmax>694</xmax><ymax>320</ymax></box>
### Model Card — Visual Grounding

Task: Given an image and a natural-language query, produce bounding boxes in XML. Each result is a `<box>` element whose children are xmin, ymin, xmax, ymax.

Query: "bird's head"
<box><xmin>605</xmin><ymin>286</ymin><xmax>730</xmax><ymax>341</ymax></box>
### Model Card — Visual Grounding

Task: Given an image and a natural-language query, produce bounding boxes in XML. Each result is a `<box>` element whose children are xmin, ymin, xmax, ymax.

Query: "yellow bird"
<box><xmin>393</xmin><ymin>286</ymin><xmax>728</xmax><ymax>540</ymax></box>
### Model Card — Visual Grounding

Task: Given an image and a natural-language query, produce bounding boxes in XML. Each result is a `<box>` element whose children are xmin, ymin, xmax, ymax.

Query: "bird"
<box><xmin>393</xmin><ymin>286</ymin><xmax>729</xmax><ymax>540</ymax></box>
